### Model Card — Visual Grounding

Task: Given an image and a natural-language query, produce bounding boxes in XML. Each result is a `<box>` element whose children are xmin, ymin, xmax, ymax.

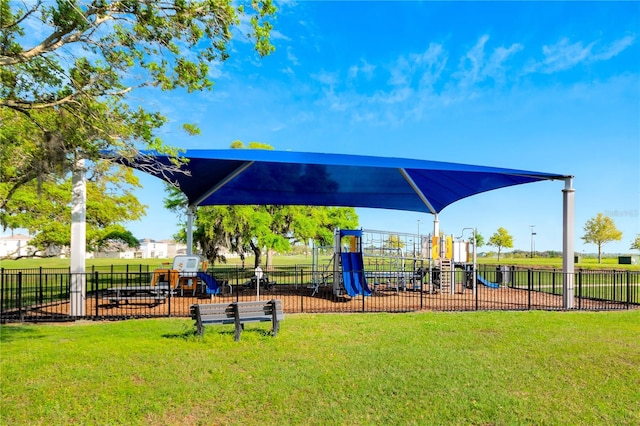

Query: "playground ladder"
<box><xmin>439</xmin><ymin>259</ymin><xmax>452</xmax><ymax>293</ymax></box>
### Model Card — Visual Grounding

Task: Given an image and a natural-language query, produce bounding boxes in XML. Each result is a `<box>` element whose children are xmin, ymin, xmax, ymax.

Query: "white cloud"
<box><xmin>347</xmin><ymin>59</ymin><xmax>376</xmax><ymax>81</ymax></box>
<box><xmin>311</xmin><ymin>70</ymin><xmax>339</xmax><ymax>86</ymax></box>
<box><xmin>455</xmin><ymin>34</ymin><xmax>490</xmax><ymax>86</ymax></box>
<box><xmin>592</xmin><ymin>35</ymin><xmax>635</xmax><ymax>61</ymax></box>
<box><xmin>453</xmin><ymin>35</ymin><xmax>522</xmax><ymax>86</ymax></box>
<box><xmin>527</xmin><ymin>35</ymin><xmax>635</xmax><ymax>74</ymax></box>
<box><xmin>286</xmin><ymin>47</ymin><xmax>300</xmax><ymax>66</ymax></box>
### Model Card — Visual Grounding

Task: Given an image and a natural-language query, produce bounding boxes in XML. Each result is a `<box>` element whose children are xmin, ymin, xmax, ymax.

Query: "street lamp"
<box><xmin>530</xmin><ymin>225</ymin><xmax>536</xmax><ymax>258</ymax></box>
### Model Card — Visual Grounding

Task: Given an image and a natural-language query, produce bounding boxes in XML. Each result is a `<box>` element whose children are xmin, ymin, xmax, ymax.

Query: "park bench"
<box><xmin>190</xmin><ymin>299</ymin><xmax>284</xmax><ymax>341</ymax></box>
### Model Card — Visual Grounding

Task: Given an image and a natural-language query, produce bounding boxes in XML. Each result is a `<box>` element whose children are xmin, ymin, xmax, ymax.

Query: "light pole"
<box><xmin>530</xmin><ymin>225</ymin><xmax>536</xmax><ymax>258</ymax></box>
<box><xmin>417</xmin><ymin>219</ymin><xmax>421</xmax><ymax>256</ymax></box>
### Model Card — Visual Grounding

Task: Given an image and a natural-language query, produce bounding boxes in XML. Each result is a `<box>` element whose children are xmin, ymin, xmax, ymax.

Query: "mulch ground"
<box><xmin>11</xmin><ymin>281</ymin><xmax>626</xmax><ymax>322</ymax></box>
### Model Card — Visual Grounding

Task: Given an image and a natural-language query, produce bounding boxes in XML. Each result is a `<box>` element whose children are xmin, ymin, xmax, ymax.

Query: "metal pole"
<box><xmin>186</xmin><ymin>206</ymin><xmax>195</xmax><ymax>256</ymax></box>
<box><xmin>473</xmin><ymin>228</ymin><xmax>477</xmax><ymax>297</ymax></box>
<box><xmin>562</xmin><ymin>177</ymin><xmax>575</xmax><ymax>309</ymax></box>
<box><xmin>70</xmin><ymin>156</ymin><xmax>86</xmax><ymax>317</ymax></box>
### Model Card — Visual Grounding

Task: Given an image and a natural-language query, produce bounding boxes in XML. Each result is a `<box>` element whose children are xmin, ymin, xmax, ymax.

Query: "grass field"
<box><xmin>2</xmin><ymin>310</ymin><xmax>639</xmax><ymax>425</ymax></box>
<box><xmin>3</xmin><ymin>253</ymin><xmax>640</xmax><ymax>271</ymax></box>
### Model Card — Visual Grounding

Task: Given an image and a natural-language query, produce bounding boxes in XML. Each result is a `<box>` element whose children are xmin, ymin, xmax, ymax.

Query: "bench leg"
<box><xmin>234</xmin><ymin>321</ymin><xmax>243</xmax><ymax>341</ymax></box>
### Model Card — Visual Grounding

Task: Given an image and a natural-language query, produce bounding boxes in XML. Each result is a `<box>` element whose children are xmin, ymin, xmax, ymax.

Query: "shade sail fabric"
<box><xmin>116</xmin><ymin>149</ymin><xmax>568</xmax><ymax>214</ymax></box>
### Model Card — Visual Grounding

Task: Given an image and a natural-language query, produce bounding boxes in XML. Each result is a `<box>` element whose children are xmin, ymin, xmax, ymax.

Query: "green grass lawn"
<box><xmin>2</xmin><ymin>311</ymin><xmax>639</xmax><ymax>425</ymax></box>
<box><xmin>3</xmin><ymin>253</ymin><xmax>639</xmax><ymax>271</ymax></box>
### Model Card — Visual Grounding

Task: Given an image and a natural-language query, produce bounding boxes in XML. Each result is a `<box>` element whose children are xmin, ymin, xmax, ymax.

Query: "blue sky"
<box><xmin>109</xmin><ymin>2</ymin><xmax>639</xmax><ymax>253</ymax></box>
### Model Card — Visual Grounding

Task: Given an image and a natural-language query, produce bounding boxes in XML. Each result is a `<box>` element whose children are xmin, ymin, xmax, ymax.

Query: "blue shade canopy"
<box><xmin>118</xmin><ymin>149</ymin><xmax>568</xmax><ymax>214</ymax></box>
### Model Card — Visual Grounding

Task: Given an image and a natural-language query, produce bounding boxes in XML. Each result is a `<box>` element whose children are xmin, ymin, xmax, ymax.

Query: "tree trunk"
<box><xmin>250</xmin><ymin>241</ymin><xmax>262</xmax><ymax>268</ymax></box>
<box><xmin>598</xmin><ymin>244</ymin><xmax>602</xmax><ymax>263</ymax></box>
<box><xmin>265</xmin><ymin>249</ymin><xmax>274</xmax><ymax>271</ymax></box>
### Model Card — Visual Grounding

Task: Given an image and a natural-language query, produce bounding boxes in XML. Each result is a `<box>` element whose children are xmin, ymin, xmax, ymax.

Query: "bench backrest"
<box><xmin>191</xmin><ymin>300</ymin><xmax>284</xmax><ymax>323</ymax></box>
<box><xmin>235</xmin><ymin>300</ymin><xmax>284</xmax><ymax>321</ymax></box>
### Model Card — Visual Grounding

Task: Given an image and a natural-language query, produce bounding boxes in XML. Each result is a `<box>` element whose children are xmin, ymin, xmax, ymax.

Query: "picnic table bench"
<box><xmin>103</xmin><ymin>286</ymin><xmax>170</xmax><ymax>306</ymax></box>
<box><xmin>190</xmin><ymin>299</ymin><xmax>284</xmax><ymax>341</ymax></box>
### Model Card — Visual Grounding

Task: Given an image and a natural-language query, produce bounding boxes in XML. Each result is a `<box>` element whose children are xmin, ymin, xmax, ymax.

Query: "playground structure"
<box><xmin>311</xmin><ymin>226</ymin><xmax>500</xmax><ymax>297</ymax></box>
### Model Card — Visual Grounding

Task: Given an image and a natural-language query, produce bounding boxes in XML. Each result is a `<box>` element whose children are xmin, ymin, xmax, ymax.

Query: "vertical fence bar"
<box><xmin>235</xmin><ymin>267</ymin><xmax>240</xmax><ymax>303</ymax></box>
<box><xmin>167</xmin><ymin>270</ymin><xmax>172</xmax><ymax>318</ymax></box>
<box><xmin>577</xmin><ymin>270</ymin><xmax>582</xmax><ymax>310</ymax></box>
<box><xmin>38</xmin><ymin>267</ymin><xmax>43</xmax><ymax>305</ymax></box>
<box><xmin>527</xmin><ymin>269</ymin><xmax>532</xmax><ymax>310</ymax></box>
<box><xmin>17</xmin><ymin>272</ymin><xmax>23</xmax><ymax>322</ymax></box>
<box><xmin>95</xmin><ymin>271</ymin><xmax>100</xmax><ymax>318</ymax></box>
<box><xmin>626</xmin><ymin>270</ymin><xmax>631</xmax><ymax>310</ymax></box>
<box><xmin>0</xmin><ymin>269</ymin><xmax>4</xmax><ymax>319</ymax></box>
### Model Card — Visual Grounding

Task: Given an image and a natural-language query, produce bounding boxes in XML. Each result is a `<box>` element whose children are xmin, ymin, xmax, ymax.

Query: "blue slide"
<box><xmin>340</xmin><ymin>252</ymin><xmax>372</xmax><ymax>297</ymax></box>
<box><xmin>477</xmin><ymin>274</ymin><xmax>499</xmax><ymax>289</ymax></box>
<box><xmin>340</xmin><ymin>253</ymin><xmax>357</xmax><ymax>296</ymax></box>
<box><xmin>197</xmin><ymin>272</ymin><xmax>220</xmax><ymax>295</ymax></box>
<box><xmin>349</xmin><ymin>252</ymin><xmax>372</xmax><ymax>296</ymax></box>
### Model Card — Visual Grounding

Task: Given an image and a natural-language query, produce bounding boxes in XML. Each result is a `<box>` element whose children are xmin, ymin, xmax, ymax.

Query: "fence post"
<box><xmin>235</xmin><ymin>267</ymin><xmax>239</xmax><ymax>303</ymax></box>
<box><xmin>17</xmin><ymin>272</ymin><xmax>23</xmax><ymax>322</ymax></box>
<box><xmin>527</xmin><ymin>269</ymin><xmax>532</xmax><ymax>310</ymax></box>
<box><xmin>0</xmin><ymin>268</ymin><xmax>4</xmax><ymax>319</ymax></box>
<box><xmin>577</xmin><ymin>270</ymin><xmax>582</xmax><ymax>310</ymax></box>
<box><xmin>95</xmin><ymin>271</ymin><xmax>100</xmax><ymax>318</ymax></box>
<box><xmin>475</xmin><ymin>273</ymin><xmax>479</xmax><ymax>311</ymax></box>
<box><xmin>626</xmin><ymin>270</ymin><xmax>631</xmax><ymax>310</ymax></box>
<box><xmin>167</xmin><ymin>270</ymin><xmax>172</xmax><ymax>318</ymax></box>
<box><xmin>39</xmin><ymin>266</ymin><xmax>43</xmax><ymax>305</ymax></box>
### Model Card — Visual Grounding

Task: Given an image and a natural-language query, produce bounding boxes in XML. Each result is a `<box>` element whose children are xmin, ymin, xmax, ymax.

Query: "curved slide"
<box><xmin>198</xmin><ymin>272</ymin><xmax>220</xmax><ymax>295</ymax></box>
<box><xmin>477</xmin><ymin>274</ymin><xmax>499</xmax><ymax>289</ymax></box>
<box><xmin>341</xmin><ymin>252</ymin><xmax>372</xmax><ymax>297</ymax></box>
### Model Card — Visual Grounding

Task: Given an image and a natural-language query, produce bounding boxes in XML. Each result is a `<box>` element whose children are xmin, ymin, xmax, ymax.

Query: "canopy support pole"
<box><xmin>562</xmin><ymin>177</ymin><xmax>575</xmax><ymax>309</ymax></box>
<box><xmin>192</xmin><ymin>161</ymin><xmax>254</xmax><ymax>206</ymax></box>
<box><xmin>398</xmin><ymin>169</ymin><xmax>437</xmax><ymax>214</ymax></box>
<box><xmin>70</xmin><ymin>156</ymin><xmax>86</xmax><ymax>317</ymax></box>
<box><xmin>433</xmin><ymin>214</ymin><xmax>440</xmax><ymax>237</ymax></box>
<box><xmin>186</xmin><ymin>206</ymin><xmax>196</xmax><ymax>256</ymax></box>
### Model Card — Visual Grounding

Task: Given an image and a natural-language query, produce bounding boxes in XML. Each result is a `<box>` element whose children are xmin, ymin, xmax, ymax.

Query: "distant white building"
<box><xmin>0</xmin><ymin>234</ymin><xmax>36</xmax><ymax>258</ymax></box>
<box><xmin>136</xmin><ymin>239</ymin><xmax>186</xmax><ymax>259</ymax></box>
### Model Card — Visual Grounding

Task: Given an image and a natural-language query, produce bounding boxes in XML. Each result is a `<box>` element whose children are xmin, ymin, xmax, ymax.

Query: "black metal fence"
<box><xmin>1</xmin><ymin>265</ymin><xmax>638</xmax><ymax>322</ymax></box>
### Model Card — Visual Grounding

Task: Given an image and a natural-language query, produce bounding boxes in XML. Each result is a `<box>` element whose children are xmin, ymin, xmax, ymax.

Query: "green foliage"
<box><xmin>2</xmin><ymin>311</ymin><xmax>639</xmax><ymax>425</ymax></box>
<box><xmin>629</xmin><ymin>233</ymin><xmax>640</xmax><ymax>251</ymax></box>
<box><xmin>487</xmin><ymin>227</ymin><xmax>513</xmax><ymax>261</ymax></box>
<box><xmin>384</xmin><ymin>234</ymin><xmax>404</xmax><ymax>249</ymax></box>
<box><xmin>473</xmin><ymin>232</ymin><xmax>485</xmax><ymax>247</ymax></box>
<box><xmin>582</xmin><ymin>213</ymin><xmax>623</xmax><ymax>263</ymax></box>
<box><xmin>0</xmin><ymin>0</ymin><xmax>276</xmax><ymax>214</ymax></box>
<box><xmin>1</xmin><ymin>160</ymin><xmax>145</xmax><ymax>253</ymax></box>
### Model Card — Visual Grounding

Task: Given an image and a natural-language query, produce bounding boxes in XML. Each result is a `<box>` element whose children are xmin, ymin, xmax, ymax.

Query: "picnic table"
<box><xmin>104</xmin><ymin>285</ymin><xmax>172</xmax><ymax>306</ymax></box>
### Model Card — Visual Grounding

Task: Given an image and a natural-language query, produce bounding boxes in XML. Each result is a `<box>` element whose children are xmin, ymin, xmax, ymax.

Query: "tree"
<box><xmin>384</xmin><ymin>235</ymin><xmax>405</xmax><ymax>249</ymax></box>
<box><xmin>1</xmin><ymin>162</ymin><xmax>144</xmax><ymax>257</ymax></box>
<box><xmin>164</xmin><ymin>142</ymin><xmax>359</xmax><ymax>268</ymax></box>
<box><xmin>473</xmin><ymin>232</ymin><xmax>485</xmax><ymax>247</ymax></box>
<box><xmin>582</xmin><ymin>213</ymin><xmax>623</xmax><ymax>263</ymax></box>
<box><xmin>631</xmin><ymin>234</ymin><xmax>640</xmax><ymax>251</ymax></box>
<box><xmin>487</xmin><ymin>227</ymin><xmax>513</xmax><ymax>261</ymax></box>
<box><xmin>1</xmin><ymin>1</ymin><xmax>276</xmax><ymax>208</ymax></box>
